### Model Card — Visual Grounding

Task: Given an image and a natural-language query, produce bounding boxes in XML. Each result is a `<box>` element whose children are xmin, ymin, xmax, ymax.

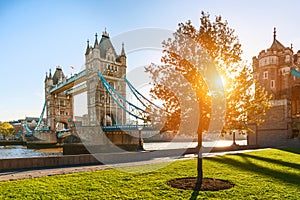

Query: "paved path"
<box><xmin>0</xmin><ymin>148</ymin><xmax>267</xmax><ymax>182</ymax></box>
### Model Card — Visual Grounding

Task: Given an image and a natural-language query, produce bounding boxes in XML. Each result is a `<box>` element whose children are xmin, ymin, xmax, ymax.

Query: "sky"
<box><xmin>0</xmin><ymin>0</ymin><xmax>300</xmax><ymax>121</ymax></box>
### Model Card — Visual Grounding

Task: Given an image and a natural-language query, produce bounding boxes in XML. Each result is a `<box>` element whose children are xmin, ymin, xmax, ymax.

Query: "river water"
<box><xmin>0</xmin><ymin>145</ymin><xmax>62</xmax><ymax>159</ymax></box>
<box><xmin>0</xmin><ymin>140</ymin><xmax>247</xmax><ymax>159</ymax></box>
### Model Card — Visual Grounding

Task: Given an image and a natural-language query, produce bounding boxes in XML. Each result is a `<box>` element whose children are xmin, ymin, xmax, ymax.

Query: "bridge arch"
<box><xmin>55</xmin><ymin>120</ymin><xmax>69</xmax><ymax>131</ymax></box>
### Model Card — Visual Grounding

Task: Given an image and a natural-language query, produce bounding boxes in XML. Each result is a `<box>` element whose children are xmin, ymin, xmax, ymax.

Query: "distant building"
<box><xmin>9</xmin><ymin>117</ymin><xmax>46</xmax><ymax>133</ymax></box>
<box><xmin>9</xmin><ymin>120</ymin><xmax>22</xmax><ymax>134</ymax></box>
<box><xmin>250</xmin><ymin>28</ymin><xmax>300</xmax><ymax>147</ymax></box>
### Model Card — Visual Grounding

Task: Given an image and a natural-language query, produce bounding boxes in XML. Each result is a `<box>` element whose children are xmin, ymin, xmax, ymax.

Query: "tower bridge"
<box><xmin>26</xmin><ymin>28</ymin><xmax>300</xmax><ymax>149</ymax></box>
<box><xmin>25</xmin><ymin>30</ymin><xmax>162</xmax><ymax>150</ymax></box>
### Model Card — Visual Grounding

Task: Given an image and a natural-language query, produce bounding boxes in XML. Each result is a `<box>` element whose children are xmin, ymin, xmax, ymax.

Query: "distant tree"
<box><xmin>146</xmin><ymin>11</ymin><xmax>271</xmax><ymax>189</ymax></box>
<box><xmin>223</xmin><ymin>65</ymin><xmax>272</xmax><ymax>133</ymax></box>
<box><xmin>0</xmin><ymin>122</ymin><xmax>15</xmax><ymax>140</ymax></box>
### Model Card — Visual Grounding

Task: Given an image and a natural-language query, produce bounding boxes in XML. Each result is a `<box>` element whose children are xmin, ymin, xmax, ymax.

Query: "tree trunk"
<box><xmin>195</xmin><ymin>130</ymin><xmax>203</xmax><ymax>190</ymax></box>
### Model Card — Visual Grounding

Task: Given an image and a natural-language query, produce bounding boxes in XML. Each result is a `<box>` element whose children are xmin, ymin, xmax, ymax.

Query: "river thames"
<box><xmin>0</xmin><ymin>140</ymin><xmax>247</xmax><ymax>159</ymax></box>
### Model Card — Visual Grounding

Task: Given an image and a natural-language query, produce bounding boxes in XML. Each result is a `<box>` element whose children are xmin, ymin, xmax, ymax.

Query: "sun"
<box><xmin>218</xmin><ymin>76</ymin><xmax>227</xmax><ymax>87</ymax></box>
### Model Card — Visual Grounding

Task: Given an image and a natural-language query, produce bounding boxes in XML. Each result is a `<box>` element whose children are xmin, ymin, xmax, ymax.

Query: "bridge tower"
<box><xmin>85</xmin><ymin>30</ymin><xmax>127</xmax><ymax>126</ymax></box>
<box><xmin>45</xmin><ymin>66</ymin><xmax>74</xmax><ymax>131</ymax></box>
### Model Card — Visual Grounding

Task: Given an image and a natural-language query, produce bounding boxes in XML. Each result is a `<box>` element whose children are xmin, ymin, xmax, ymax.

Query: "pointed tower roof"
<box><xmin>45</xmin><ymin>72</ymin><xmax>48</xmax><ymax>81</ymax></box>
<box><xmin>52</xmin><ymin>66</ymin><xmax>65</xmax><ymax>85</ymax></box>
<box><xmin>94</xmin><ymin>33</ymin><xmax>99</xmax><ymax>48</ymax></box>
<box><xmin>99</xmin><ymin>29</ymin><xmax>117</xmax><ymax>59</ymax></box>
<box><xmin>49</xmin><ymin>69</ymin><xmax>52</xmax><ymax>79</ymax></box>
<box><xmin>85</xmin><ymin>39</ymin><xmax>91</xmax><ymax>55</ymax></box>
<box><xmin>269</xmin><ymin>27</ymin><xmax>285</xmax><ymax>50</ymax></box>
<box><xmin>102</xmin><ymin>28</ymin><xmax>109</xmax><ymax>38</ymax></box>
<box><xmin>121</xmin><ymin>42</ymin><xmax>126</xmax><ymax>57</ymax></box>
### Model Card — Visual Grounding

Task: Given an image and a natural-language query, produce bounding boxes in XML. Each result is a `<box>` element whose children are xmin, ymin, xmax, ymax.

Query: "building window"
<box><xmin>60</xmin><ymin>100</ymin><xmax>65</xmax><ymax>106</ymax></box>
<box><xmin>109</xmin><ymin>82</ymin><xmax>114</xmax><ymax>89</ymax></box>
<box><xmin>269</xmin><ymin>56</ymin><xmax>277</xmax><ymax>64</ymax></box>
<box><xmin>263</xmin><ymin>71</ymin><xmax>268</xmax><ymax>79</ymax></box>
<box><xmin>285</xmin><ymin>55</ymin><xmax>290</xmax><ymax>63</ymax></box>
<box><xmin>259</xmin><ymin>59</ymin><xmax>264</xmax><ymax>67</ymax></box>
<box><xmin>271</xmin><ymin>80</ymin><xmax>275</xmax><ymax>88</ymax></box>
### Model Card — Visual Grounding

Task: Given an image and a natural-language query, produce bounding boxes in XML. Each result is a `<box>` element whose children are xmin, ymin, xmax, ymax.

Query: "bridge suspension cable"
<box><xmin>34</xmin><ymin>101</ymin><xmax>47</xmax><ymax>131</ymax></box>
<box><xmin>98</xmin><ymin>71</ymin><xmax>148</xmax><ymax>121</ymax></box>
<box><xmin>291</xmin><ymin>68</ymin><xmax>300</xmax><ymax>78</ymax></box>
<box><xmin>24</xmin><ymin>101</ymin><xmax>49</xmax><ymax>137</ymax></box>
<box><xmin>124</xmin><ymin>77</ymin><xmax>163</xmax><ymax>110</ymax></box>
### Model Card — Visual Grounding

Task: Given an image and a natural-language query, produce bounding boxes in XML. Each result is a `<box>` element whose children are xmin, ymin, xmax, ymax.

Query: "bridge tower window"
<box><xmin>59</xmin><ymin>100</ymin><xmax>65</xmax><ymax>106</ymax></box>
<box><xmin>109</xmin><ymin>82</ymin><xmax>114</xmax><ymax>89</ymax></box>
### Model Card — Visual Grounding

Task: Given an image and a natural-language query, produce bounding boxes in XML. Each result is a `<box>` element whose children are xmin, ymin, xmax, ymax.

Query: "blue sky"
<box><xmin>0</xmin><ymin>0</ymin><xmax>300</xmax><ymax>121</ymax></box>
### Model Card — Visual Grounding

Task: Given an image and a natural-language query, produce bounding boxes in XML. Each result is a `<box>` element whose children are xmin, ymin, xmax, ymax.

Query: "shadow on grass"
<box><xmin>240</xmin><ymin>153</ymin><xmax>300</xmax><ymax>170</ymax></box>
<box><xmin>206</xmin><ymin>150</ymin><xmax>300</xmax><ymax>186</ymax></box>
<box><xmin>189</xmin><ymin>190</ymin><xmax>199</xmax><ymax>200</ymax></box>
<box><xmin>276</xmin><ymin>147</ymin><xmax>300</xmax><ymax>155</ymax></box>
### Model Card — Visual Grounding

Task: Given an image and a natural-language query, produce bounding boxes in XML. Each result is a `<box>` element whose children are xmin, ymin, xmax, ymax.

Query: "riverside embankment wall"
<box><xmin>0</xmin><ymin>146</ymin><xmax>248</xmax><ymax>172</ymax></box>
<box><xmin>0</xmin><ymin>154</ymin><xmax>101</xmax><ymax>172</ymax></box>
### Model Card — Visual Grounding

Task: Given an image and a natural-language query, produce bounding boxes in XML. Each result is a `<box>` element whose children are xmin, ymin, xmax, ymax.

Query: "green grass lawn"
<box><xmin>0</xmin><ymin>148</ymin><xmax>299</xmax><ymax>199</ymax></box>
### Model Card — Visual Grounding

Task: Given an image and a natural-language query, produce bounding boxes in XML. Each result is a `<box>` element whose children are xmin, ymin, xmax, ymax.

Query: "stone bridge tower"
<box><xmin>45</xmin><ymin>66</ymin><xmax>74</xmax><ymax>131</ymax></box>
<box><xmin>85</xmin><ymin>30</ymin><xmax>127</xmax><ymax>126</ymax></box>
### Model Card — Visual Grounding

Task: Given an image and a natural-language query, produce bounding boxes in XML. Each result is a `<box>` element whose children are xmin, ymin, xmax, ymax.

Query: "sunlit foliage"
<box><xmin>146</xmin><ymin>11</ymin><xmax>271</xmax><ymax>135</ymax></box>
<box><xmin>0</xmin><ymin>122</ymin><xmax>15</xmax><ymax>139</ymax></box>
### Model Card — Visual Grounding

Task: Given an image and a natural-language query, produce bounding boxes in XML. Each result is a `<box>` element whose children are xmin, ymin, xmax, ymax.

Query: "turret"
<box><xmin>94</xmin><ymin>33</ymin><xmax>99</xmax><ymax>48</ymax></box>
<box><xmin>91</xmin><ymin>33</ymin><xmax>100</xmax><ymax>60</ymax></box>
<box><xmin>119</xmin><ymin>42</ymin><xmax>127</xmax><ymax>66</ymax></box>
<box><xmin>52</xmin><ymin>66</ymin><xmax>65</xmax><ymax>85</ymax></box>
<box><xmin>45</xmin><ymin>72</ymin><xmax>48</xmax><ymax>82</ymax></box>
<box><xmin>269</xmin><ymin>27</ymin><xmax>285</xmax><ymax>51</ymax></box>
<box><xmin>45</xmin><ymin>69</ymin><xmax>53</xmax><ymax>88</ymax></box>
<box><xmin>102</xmin><ymin>28</ymin><xmax>109</xmax><ymax>38</ymax></box>
<box><xmin>85</xmin><ymin>39</ymin><xmax>91</xmax><ymax>56</ymax></box>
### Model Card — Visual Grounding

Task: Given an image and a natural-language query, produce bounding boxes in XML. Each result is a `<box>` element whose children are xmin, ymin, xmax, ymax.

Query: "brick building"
<box><xmin>250</xmin><ymin>28</ymin><xmax>300</xmax><ymax>147</ymax></box>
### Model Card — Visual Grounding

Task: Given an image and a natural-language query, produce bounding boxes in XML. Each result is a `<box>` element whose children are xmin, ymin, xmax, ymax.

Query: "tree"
<box><xmin>146</xmin><ymin>11</ymin><xmax>271</xmax><ymax>189</ymax></box>
<box><xmin>223</xmin><ymin>65</ymin><xmax>272</xmax><ymax>133</ymax></box>
<box><xmin>0</xmin><ymin>122</ymin><xmax>15</xmax><ymax>140</ymax></box>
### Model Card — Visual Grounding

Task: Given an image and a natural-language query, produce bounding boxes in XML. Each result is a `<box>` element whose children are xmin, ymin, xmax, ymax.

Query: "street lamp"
<box><xmin>137</xmin><ymin>124</ymin><xmax>145</xmax><ymax>151</ymax></box>
<box><xmin>232</xmin><ymin>130</ymin><xmax>237</xmax><ymax>146</ymax></box>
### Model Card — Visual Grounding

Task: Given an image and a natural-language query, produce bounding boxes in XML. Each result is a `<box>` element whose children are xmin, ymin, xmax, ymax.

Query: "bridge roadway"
<box><xmin>0</xmin><ymin>148</ymin><xmax>267</xmax><ymax>182</ymax></box>
<box><xmin>49</xmin><ymin>69</ymin><xmax>125</xmax><ymax>95</ymax></box>
<box><xmin>50</xmin><ymin>69</ymin><xmax>86</xmax><ymax>95</ymax></box>
<box><xmin>102</xmin><ymin>125</ymin><xmax>156</xmax><ymax>131</ymax></box>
